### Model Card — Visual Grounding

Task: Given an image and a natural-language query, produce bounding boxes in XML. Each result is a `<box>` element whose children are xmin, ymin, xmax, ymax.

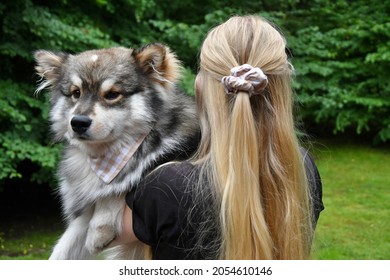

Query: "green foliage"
<box><xmin>0</xmin><ymin>80</ymin><xmax>60</xmax><ymax>184</ymax></box>
<box><xmin>286</xmin><ymin>0</ymin><xmax>390</xmax><ymax>143</ymax></box>
<box><xmin>0</xmin><ymin>0</ymin><xmax>389</xmax><ymax>188</ymax></box>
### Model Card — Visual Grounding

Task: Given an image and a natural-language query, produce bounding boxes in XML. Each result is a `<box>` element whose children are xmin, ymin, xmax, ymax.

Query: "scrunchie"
<box><xmin>221</xmin><ymin>64</ymin><xmax>268</xmax><ymax>97</ymax></box>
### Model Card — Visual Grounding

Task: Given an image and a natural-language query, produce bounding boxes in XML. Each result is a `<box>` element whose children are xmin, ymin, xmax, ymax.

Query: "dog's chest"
<box><xmin>59</xmin><ymin>149</ymin><xmax>104</xmax><ymax>198</ymax></box>
<box><xmin>58</xmin><ymin>146</ymin><xmax>143</xmax><ymax>204</ymax></box>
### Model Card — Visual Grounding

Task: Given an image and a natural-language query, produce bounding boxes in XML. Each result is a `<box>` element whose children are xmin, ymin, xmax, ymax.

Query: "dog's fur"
<box><xmin>34</xmin><ymin>44</ymin><xmax>199</xmax><ymax>259</ymax></box>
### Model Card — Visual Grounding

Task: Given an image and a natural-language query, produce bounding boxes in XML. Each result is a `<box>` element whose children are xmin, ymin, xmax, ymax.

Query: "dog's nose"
<box><xmin>71</xmin><ymin>115</ymin><xmax>92</xmax><ymax>134</ymax></box>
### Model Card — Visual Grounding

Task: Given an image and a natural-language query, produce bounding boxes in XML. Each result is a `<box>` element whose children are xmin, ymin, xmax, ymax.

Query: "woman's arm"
<box><xmin>109</xmin><ymin>205</ymin><xmax>139</xmax><ymax>247</ymax></box>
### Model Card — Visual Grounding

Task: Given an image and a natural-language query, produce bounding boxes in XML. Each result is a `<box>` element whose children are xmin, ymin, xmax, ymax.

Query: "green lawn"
<box><xmin>0</xmin><ymin>215</ymin><xmax>62</xmax><ymax>260</ymax></box>
<box><xmin>0</xmin><ymin>138</ymin><xmax>389</xmax><ymax>260</ymax></box>
<box><xmin>310</xmin><ymin>138</ymin><xmax>390</xmax><ymax>259</ymax></box>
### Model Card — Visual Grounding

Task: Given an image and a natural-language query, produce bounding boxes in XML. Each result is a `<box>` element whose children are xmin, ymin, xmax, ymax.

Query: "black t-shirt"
<box><xmin>126</xmin><ymin>150</ymin><xmax>324</xmax><ymax>260</ymax></box>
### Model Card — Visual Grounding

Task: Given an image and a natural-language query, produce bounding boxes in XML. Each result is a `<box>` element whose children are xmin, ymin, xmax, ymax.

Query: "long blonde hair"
<box><xmin>193</xmin><ymin>15</ymin><xmax>313</xmax><ymax>259</ymax></box>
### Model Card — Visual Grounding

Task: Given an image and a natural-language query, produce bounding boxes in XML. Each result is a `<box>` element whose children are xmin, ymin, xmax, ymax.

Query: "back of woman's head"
<box><xmin>200</xmin><ymin>15</ymin><xmax>290</xmax><ymax>77</ymax></box>
<box><xmin>196</xmin><ymin>15</ymin><xmax>295</xmax><ymax>158</ymax></box>
<box><xmin>194</xmin><ymin>15</ymin><xmax>313</xmax><ymax>259</ymax></box>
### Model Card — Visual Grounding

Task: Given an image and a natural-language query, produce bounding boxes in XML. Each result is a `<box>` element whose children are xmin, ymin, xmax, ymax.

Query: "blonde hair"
<box><xmin>192</xmin><ymin>15</ymin><xmax>313</xmax><ymax>259</ymax></box>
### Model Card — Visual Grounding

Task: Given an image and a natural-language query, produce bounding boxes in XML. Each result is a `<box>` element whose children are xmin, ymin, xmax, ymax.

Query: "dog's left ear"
<box><xmin>133</xmin><ymin>43</ymin><xmax>182</xmax><ymax>89</ymax></box>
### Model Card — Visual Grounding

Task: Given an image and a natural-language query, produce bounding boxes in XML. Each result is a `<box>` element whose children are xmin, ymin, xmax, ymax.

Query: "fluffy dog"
<box><xmin>34</xmin><ymin>44</ymin><xmax>199</xmax><ymax>259</ymax></box>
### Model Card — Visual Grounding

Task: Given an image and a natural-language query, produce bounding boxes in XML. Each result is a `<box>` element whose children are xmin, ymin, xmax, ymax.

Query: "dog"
<box><xmin>34</xmin><ymin>43</ymin><xmax>200</xmax><ymax>259</ymax></box>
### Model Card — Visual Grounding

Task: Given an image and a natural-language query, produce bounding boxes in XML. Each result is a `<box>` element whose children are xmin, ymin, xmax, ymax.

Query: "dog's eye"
<box><xmin>71</xmin><ymin>89</ymin><xmax>81</xmax><ymax>99</ymax></box>
<box><xmin>104</xmin><ymin>91</ymin><xmax>121</xmax><ymax>101</ymax></box>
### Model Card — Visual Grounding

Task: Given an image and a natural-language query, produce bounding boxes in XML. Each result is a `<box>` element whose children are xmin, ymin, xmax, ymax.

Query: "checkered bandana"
<box><xmin>87</xmin><ymin>132</ymin><xmax>149</xmax><ymax>184</ymax></box>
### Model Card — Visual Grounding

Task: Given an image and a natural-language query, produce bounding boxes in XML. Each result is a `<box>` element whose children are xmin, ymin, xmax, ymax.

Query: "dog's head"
<box><xmin>34</xmin><ymin>44</ymin><xmax>182</xmax><ymax>153</ymax></box>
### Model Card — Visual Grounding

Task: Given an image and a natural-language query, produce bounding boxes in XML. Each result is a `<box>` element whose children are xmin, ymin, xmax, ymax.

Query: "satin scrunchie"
<box><xmin>221</xmin><ymin>64</ymin><xmax>268</xmax><ymax>97</ymax></box>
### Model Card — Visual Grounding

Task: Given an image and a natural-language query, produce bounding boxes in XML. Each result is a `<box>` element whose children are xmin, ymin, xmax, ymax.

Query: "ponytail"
<box><xmin>220</xmin><ymin>92</ymin><xmax>273</xmax><ymax>259</ymax></box>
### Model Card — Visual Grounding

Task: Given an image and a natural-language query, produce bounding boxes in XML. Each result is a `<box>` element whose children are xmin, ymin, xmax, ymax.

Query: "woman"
<box><xmin>116</xmin><ymin>15</ymin><xmax>323</xmax><ymax>259</ymax></box>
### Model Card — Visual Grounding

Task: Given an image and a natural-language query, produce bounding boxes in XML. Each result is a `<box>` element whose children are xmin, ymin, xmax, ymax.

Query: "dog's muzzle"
<box><xmin>71</xmin><ymin>115</ymin><xmax>92</xmax><ymax>134</ymax></box>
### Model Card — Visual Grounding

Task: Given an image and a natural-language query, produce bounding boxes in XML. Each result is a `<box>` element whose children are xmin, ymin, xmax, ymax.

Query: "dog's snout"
<box><xmin>71</xmin><ymin>115</ymin><xmax>92</xmax><ymax>134</ymax></box>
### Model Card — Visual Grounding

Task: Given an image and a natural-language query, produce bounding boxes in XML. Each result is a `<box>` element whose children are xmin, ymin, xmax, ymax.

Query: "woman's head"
<box><xmin>195</xmin><ymin>15</ymin><xmax>295</xmax><ymax>160</ymax></box>
<box><xmin>199</xmin><ymin>15</ymin><xmax>290</xmax><ymax>77</ymax></box>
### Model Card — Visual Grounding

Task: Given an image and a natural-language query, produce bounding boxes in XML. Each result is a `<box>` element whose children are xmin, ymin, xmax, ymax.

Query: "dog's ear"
<box><xmin>34</xmin><ymin>50</ymin><xmax>68</xmax><ymax>93</ymax></box>
<box><xmin>133</xmin><ymin>43</ymin><xmax>182</xmax><ymax>89</ymax></box>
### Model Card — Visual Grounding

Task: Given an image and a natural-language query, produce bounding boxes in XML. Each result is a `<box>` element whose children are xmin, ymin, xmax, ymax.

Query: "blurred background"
<box><xmin>0</xmin><ymin>0</ymin><xmax>389</xmax><ymax>259</ymax></box>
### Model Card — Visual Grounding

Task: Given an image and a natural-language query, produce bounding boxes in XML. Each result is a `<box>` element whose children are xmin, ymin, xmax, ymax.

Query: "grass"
<box><xmin>0</xmin><ymin>137</ymin><xmax>389</xmax><ymax>260</ymax></box>
<box><xmin>310</xmin><ymin>138</ymin><xmax>390</xmax><ymax>260</ymax></box>
<box><xmin>0</xmin><ymin>215</ymin><xmax>63</xmax><ymax>260</ymax></box>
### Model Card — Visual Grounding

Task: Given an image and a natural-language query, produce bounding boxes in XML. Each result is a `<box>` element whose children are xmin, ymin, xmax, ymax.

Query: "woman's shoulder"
<box><xmin>156</xmin><ymin>161</ymin><xmax>197</xmax><ymax>175</ymax></box>
<box><xmin>299</xmin><ymin>147</ymin><xmax>321</xmax><ymax>184</ymax></box>
<box><xmin>299</xmin><ymin>147</ymin><xmax>324</xmax><ymax>222</ymax></box>
<box><xmin>129</xmin><ymin>161</ymin><xmax>197</xmax><ymax>204</ymax></box>
<box><xmin>143</xmin><ymin>161</ymin><xmax>197</xmax><ymax>185</ymax></box>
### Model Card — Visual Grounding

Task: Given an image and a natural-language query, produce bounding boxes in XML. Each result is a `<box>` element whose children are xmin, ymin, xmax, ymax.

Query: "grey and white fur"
<box><xmin>34</xmin><ymin>44</ymin><xmax>200</xmax><ymax>259</ymax></box>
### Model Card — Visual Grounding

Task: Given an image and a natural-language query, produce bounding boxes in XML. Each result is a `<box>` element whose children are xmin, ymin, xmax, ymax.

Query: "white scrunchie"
<box><xmin>221</xmin><ymin>64</ymin><xmax>268</xmax><ymax>97</ymax></box>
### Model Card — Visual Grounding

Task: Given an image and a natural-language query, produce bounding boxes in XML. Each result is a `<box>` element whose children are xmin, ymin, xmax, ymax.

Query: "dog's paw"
<box><xmin>85</xmin><ymin>225</ymin><xmax>116</xmax><ymax>255</ymax></box>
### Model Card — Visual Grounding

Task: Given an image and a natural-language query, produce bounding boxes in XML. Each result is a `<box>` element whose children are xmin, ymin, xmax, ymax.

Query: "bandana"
<box><xmin>87</xmin><ymin>132</ymin><xmax>149</xmax><ymax>184</ymax></box>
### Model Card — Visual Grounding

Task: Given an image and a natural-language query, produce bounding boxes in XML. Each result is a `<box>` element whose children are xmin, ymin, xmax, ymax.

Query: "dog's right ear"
<box><xmin>34</xmin><ymin>50</ymin><xmax>68</xmax><ymax>93</ymax></box>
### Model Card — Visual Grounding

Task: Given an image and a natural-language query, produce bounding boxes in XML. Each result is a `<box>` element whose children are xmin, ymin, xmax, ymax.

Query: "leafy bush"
<box><xmin>0</xmin><ymin>0</ymin><xmax>389</xmax><ymax>188</ymax></box>
<box><xmin>286</xmin><ymin>0</ymin><xmax>390</xmax><ymax>144</ymax></box>
<box><xmin>0</xmin><ymin>80</ymin><xmax>60</xmax><ymax>184</ymax></box>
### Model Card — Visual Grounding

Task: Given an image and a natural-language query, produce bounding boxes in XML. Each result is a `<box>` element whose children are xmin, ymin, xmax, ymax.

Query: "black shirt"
<box><xmin>126</xmin><ymin>151</ymin><xmax>324</xmax><ymax>259</ymax></box>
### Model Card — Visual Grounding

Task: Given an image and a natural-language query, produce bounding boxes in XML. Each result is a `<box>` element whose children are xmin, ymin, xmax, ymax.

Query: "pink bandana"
<box><xmin>87</xmin><ymin>132</ymin><xmax>149</xmax><ymax>184</ymax></box>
